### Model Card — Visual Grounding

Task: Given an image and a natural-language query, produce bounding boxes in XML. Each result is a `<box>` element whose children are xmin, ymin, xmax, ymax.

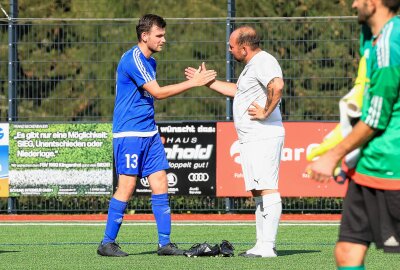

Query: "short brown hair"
<box><xmin>136</xmin><ymin>14</ymin><xmax>166</xmax><ymax>42</ymax></box>
<box><xmin>382</xmin><ymin>0</ymin><xmax>400</xmax><ymax>12</ymax></box>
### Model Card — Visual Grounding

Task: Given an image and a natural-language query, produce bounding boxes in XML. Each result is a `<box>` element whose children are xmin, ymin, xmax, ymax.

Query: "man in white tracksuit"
<box><xmin>186</xmin><ymin>25</ymin><xmax>285</xmax><ymax>258</ymax></box>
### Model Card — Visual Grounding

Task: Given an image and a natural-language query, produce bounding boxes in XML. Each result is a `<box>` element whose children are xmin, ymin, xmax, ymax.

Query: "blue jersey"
<box><xmin>112</xmin><ymin>45</ymin><xmax>158</xmax><ymax>136</ymax></box>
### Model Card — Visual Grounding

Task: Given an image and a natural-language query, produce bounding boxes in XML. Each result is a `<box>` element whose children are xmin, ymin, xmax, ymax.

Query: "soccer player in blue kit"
<box><xmin>97</xmin><ymin>14</ymin><xmax>217</xmax><ymax>257</ymax></box>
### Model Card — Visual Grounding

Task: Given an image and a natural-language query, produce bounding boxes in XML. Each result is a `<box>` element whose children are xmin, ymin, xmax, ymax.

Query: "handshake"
<box><xmin>185</xmin><ymin>62</ymin><xmax>216</xmax><ymax>88</ymax></box>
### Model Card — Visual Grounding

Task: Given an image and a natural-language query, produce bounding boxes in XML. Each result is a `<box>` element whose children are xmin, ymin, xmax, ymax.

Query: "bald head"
<box><xmin>232</xmin><ymin>26</ymin><xmax>261</xmax><ymax>50</ymax></box>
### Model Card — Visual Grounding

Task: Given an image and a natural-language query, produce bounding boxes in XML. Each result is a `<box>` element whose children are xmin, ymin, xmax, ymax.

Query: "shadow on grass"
<box><xmin>0</xmin><ymin>250</ymin><xmax>21</xmax><ymax>254</ymax></box>
<box><xmin>277</xmin><ymin>250</ymin><xmax>321</xmax><ymax>256</ymax></box>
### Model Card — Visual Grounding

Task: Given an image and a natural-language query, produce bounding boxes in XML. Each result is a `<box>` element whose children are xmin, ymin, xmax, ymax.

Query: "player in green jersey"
<box><xmin>306</xmin><ymin>0</ymin><xmax>400</xmax><ymax>269</ymax></box>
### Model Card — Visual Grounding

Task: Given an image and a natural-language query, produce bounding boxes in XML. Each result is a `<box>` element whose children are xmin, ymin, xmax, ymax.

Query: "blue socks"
<box><xmin>102</xmin><ymin>197</ymin><xmax>128</xmax><ymax>244</ymax></box>
<box><xmin>102</xmin><ymin>194</ymin><xmax>171</xmax><ymax>247</ymax></box>
<box><xmin>151</xmin><ymin>193</ymin><xmax>171</xmax><ymax>247</ymax></box>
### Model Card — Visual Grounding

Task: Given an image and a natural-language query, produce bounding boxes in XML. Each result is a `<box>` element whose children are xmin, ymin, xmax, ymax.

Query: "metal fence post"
<box><xmin>225</xmin><ymin>197</ymin><xmax>233</xmax><ymax>213</ymax></box>
<box><xmin>8</xmin><ymin>0</ymin><xmax>18</xmax><ymax>122</ymax></box>
<box><xmin>225</xmin><ymin>0</ymin><xmax>235</xmax><ymax>121</ymax></box>
<box><xmin>225</xmin><ymin>0</ymin><xmax>235</xmax><ymax>214</ymax></box>
<box><xmin>7</xmin><ymin>0</ymin><xmax>18</xmax><ymax>214</ymax></box>
<box><xmin>7</xmin><ymin>197</ymin><xmax>16</xmax><ymax>213</ymax></box>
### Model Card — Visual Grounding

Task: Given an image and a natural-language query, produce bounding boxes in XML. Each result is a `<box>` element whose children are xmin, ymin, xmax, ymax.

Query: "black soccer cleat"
<box><xmin>157</xmin><ymin>242</ymin><xmax>185</xmax><ymax>256</ymax></box>
<box><xmin>184</xmin><ymin>242</ymin><xmax>220</xmax><ymax>257</ymax></box>
<box><xmin>97</xmin><ymin>242</ymin><xmax>128</xmax><ymax>257</ymax></box>
<box><xmin>219</xmin><ymin>240</ymin><xmax>234</xmax><ymax>257</ymax></box>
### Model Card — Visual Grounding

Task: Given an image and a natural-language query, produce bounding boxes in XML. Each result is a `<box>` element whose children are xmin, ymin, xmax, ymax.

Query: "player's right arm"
<box><xmin>185</xmin><ymin>63</ymin><xmax>237</xmax><ymax>97</ymax></box>
<box><xmin>306</xmin><ymin>121</ymin><xmax>376</xmax><ymax>182</ymax></box>
<box><xmin>143</xmin><ymin>67</ymin><xmax>217</xmax><ymax>100</ymax></box>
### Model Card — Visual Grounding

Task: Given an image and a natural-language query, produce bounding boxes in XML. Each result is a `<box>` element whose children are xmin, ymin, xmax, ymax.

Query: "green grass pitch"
<box><xmin>0</xmin><ymin>221</ymin><xmax>397</xmax><ymax>269</ymax></box>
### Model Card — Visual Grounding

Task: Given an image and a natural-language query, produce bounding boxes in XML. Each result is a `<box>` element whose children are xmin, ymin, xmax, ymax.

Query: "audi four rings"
<box><xmin>188</xmin><ymin>173</ymin><xmax>209</xmax><ymax>182</ymax></box>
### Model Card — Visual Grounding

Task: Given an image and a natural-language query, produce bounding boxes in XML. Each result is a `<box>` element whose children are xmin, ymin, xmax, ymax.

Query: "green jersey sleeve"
<box><xmin>361</xmin><ymin>24</ymin><xmax>400</xmax><ymax>130</ymax></box>
<box><xmin>361</xmin><ymin>66</ymin><xmax>400</xmax><ymax>129</ymax></box>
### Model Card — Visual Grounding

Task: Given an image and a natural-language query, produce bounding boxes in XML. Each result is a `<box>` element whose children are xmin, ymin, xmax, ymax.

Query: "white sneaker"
<box><xmin>245</xmin><ymin>241</ymin><xmax>261</xmax><ymax>254</ymax></box>
<box><xmin>238</xmin><ymin>249</ymin><xmax>277</xmax><ymax>258</ymax></box>
<box><xmin>257</xmin><ymin>247</ymin><xmax>277</xmax><ymax>258</ymax></box>
<box><xmin>239</xmin><ymin>247</ymin><xmax>277</xmax><ymax>258</ymax></box>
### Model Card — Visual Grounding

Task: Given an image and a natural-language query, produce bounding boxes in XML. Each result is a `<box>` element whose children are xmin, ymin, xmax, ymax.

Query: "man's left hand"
<box><xmin>248</xmin><ymin>102</ymin><xmax>267</xmax><ymax>120</ymax></box>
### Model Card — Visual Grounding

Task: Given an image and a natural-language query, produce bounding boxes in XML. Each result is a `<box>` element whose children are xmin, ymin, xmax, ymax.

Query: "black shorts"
<box><xmin>338</xmin><ymin>180</ymin><xmax>400</xmax><ymax>253</ymax></box>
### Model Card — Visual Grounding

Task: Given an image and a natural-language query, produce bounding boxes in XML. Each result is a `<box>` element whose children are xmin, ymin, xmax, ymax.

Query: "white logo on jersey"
<box><xmin>364</xmin><ymin>49</ymin><xmax>370</xmax><ymax>59</ymax></box>
<box><xmin>143</xmin><ymin>90</ymin><xmax>153</xmax><ymax>98</ymax></box>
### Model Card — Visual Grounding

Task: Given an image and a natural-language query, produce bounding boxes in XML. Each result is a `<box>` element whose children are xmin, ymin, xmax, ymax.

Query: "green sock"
<box><xmin>337</xmin><ymin>266</ymin><xmax>365</xmax><ymax>270</ymax></box>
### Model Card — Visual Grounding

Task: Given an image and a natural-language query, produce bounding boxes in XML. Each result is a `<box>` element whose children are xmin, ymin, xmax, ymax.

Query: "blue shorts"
<box><xmin>113</xmin><ymin>133</ymin><xmax>169</xmax><ymax>178</ymax></box>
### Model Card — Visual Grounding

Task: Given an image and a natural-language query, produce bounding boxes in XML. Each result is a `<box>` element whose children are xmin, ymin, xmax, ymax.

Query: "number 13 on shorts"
<box><xmin>125</xmin><ymin>154</ymin><xmax>139</xmax><ymax>169</ymax></box>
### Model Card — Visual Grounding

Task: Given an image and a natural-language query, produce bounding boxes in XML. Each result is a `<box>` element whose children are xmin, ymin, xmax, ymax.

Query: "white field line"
<box><xmin>0</xmin><ymin>222</ymin><xmax>339</xmax><ymax>226</ymax></box>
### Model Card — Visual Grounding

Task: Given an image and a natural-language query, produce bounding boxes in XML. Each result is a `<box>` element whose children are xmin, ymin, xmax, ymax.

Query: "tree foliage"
<box><xmin>0</xmin><ymin>0</ymin><xmax>359</xmax><ymax>122</ymax></box>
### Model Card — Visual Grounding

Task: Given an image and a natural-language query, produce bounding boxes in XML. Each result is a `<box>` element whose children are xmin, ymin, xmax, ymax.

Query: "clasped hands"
<box><xmin>185</xmin><ymin>62</ymin><xmax>216</xmax><ymax>87</ymax></box>
<box><xmin>185</xmin><ymin>62</ymin><xmax>266</xmax><ymax>120</ymax></box>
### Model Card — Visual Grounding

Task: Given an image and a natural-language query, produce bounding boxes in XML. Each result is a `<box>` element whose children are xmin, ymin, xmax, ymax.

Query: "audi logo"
<box><xmin>188</xmin><ymin>173</ymin><xmax>209</xmax><ymax>182</ymax></box>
